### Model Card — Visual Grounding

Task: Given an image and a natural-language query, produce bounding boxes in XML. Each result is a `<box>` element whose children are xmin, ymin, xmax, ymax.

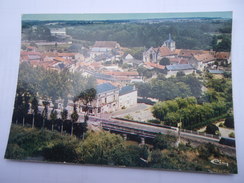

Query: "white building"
<box><xmin>92</xmin><ymin>83</ymin><xmax>119</xmax><ymax>113</ymax></box>
<box><xmin>90</xmin><ymin>41</ymin><xmax>120</xmax><ymax>59</ymax></box>
<box><xmin>166</xmin><ymin>64</ymin><xmax>195</xmax><ymax>77</ymax></box>
<box><xmin>119</xmin><ymin>85</ymin><xmax>137</xmax><ymax>109</ymax></box>
<box><xmin>50</xmin><ymin>28</ymin><xmax>66</xmax><ymax>36</ymax></box>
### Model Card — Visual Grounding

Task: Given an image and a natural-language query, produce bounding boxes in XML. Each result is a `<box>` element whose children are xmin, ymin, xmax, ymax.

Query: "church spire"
<box><xmin>169</xmin><ymin>33</ymin><xmax>172</xmax><ymax>41</ymax></box>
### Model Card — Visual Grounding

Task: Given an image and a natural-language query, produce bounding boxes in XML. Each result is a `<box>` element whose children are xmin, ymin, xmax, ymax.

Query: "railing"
<box><xmin>180</xmin><ymin>128</ymin><xmax>220</xmax><ymax>139</ymax></box>
<box><xmin>99</xmin><ymin>117</ymin><xmax>220</xmax><ymax>141</ymax></box>
<box><xmin>101</xmin><ymin>122</ymin><xmax>157</xmax><ymax>138</ymax></box>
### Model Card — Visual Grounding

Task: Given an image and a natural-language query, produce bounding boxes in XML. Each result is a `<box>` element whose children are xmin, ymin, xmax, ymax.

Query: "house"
<box><xmin>101</xmin><ymin>71</ymin><xmax>140</xmax><ymax>79</ymax></box>
<box><xmin>20</xmin><ymin>51</ymin><xmax>42</xmax><ymax>63</ymax></box>
<box><xmin>90</xmin><ymin>41</ymin><xmax>120</xmax><ymax>59</ymax></box>
<box><xmin>91</xmin><ymin>83</ymin><xmax>120</xmax><ymax>114</ymax></box>
<box><xmin>50</xmin><ymin>28</ymin><xmax>66</xmax><ymax>37</ymax></box>
<box><xmin>123</xmin><ymin>54</ymin><xmax>143</xmax><ymax>67</ymax></box>
<box><xmin>178</xmin><ymin>49</ymin><xmax>207</xmax><ymax>59</ymax></box>
<box><xmin>119</xmin><ymin>85</ymin><xmax>137</xmax><ymax>109</ymax></box>
<box><xmin>166</xmin><ymin>64</ymin><xmax>195</xmax><ymax>77</ymax></box>
<box><xmin>190</xmin><ymin>53</ymin><xmax>216</xmax><ymax>71</ymax></box>
<box><xmin>215</xmin><ymin>52</ymin><xmax>231</xmax><ymax>65</ymax></box>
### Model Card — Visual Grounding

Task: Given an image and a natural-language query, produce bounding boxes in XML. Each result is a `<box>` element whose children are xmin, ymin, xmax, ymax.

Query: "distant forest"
<box><xmin>22</xmin><ymin>19</ymin><xmax>232</xmax><ymax>51</ymax></box>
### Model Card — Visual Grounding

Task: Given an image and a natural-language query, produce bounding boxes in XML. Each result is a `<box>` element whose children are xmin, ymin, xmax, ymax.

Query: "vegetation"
<box><xmin>152</xmin><ymin>96</ymin><xmax>228</xmax><ymax>129</ymax></box>
<box><xmin>5</xmin><ymin>125</ymin><xmax>237</xmax><ymax>174</ymax></box>
<box><xmin>159</xmin><ymin>58</ymin><xmax>170</xmax><ymax>66</ymax></box>
<box><xmin>229</xmin><ymin>132</ymin><xmax>235</xmax><ymax>138</ymax></box>
<box><xmin>54</xmin><ymin>19</ymin><xmax>232</xmax><ymax>51</ymax></box>
<box><xmin>136</xmin><ymin>75</ymin><xmax>202</xmax><ymax>101</ymax></box>
<box><xmin>206</xmin><ymin>124</ymin><xmax>219</xmax><ymax>135</ymax></box>
<box><xmin>17</xmin><ymin>62</ymin><xmax>96</xmax><ymax>100</ymax></box>
<box><xmin>151</xmin><ymin>72</ymin><xmax>233</xmax><ymax>130</ymax></box>
<box><xmin>224</xmin><ymin>115</ymin><xmax>234</xmax><ymax>128</ymax></box>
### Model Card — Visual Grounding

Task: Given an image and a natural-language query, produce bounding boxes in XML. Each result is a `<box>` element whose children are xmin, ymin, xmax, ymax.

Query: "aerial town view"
<box><xmin>5</xmin><ymin>12</ymin><xmax>237</xmax><ymax>174</ymax></box>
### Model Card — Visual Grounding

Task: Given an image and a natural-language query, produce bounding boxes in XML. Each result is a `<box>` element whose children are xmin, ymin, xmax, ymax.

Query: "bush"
<box><xmin>5</xmin><ymin>144</ymin><xmax>27</xmax><ymax>160</ymax></box>
<box><xmin>229</xmin><ymin>132</ymin><xmax>235</xmax><ymax>138</ymax></box>
<box><xmin>153</xmin><ymin>133</ymin><xmax>176</xmax><ymax>150</ymax></box>
<box><xmin>43</xmin><ymin>143</ymin><xmax>79</xmax><ymax>163</ymax></box>
<box><xmin>206</xmin><ymin>124</ymin><xmax>219</xmax><ymax>135</ymax></box>
<box><xmin>224</xmin><ymin>116</ymin><xmax>234</xmax><ymax>128</ymax></box>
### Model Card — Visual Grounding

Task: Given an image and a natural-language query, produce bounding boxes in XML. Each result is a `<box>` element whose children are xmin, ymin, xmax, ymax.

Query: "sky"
<box><xmin>22</xmin><ymin>12</ymin><xmax>232</xmax><ymax>21</ymax></box>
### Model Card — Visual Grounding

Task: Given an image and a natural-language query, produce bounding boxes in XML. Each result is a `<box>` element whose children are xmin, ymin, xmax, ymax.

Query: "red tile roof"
<box><xmin>169</xmin><ymin>57</ymin><xmax>181</xmax><ymax>63</ymax></box>
<box><xmin>54</xmin><ymin>57</ymin><xmax>66</xmax><ymax>62</ymax></box>
<box><xmin>179</xmin><ymin>58</ymin><xmax>189</xmax><ymax>64</ymax></box>
<box><xmin>158</xmin><ymin>46</ymin><xmax>175</xmax><ymax>57</ymax></box>
<box><xmin>57</xmin><ymin>53</ymin><xmax>77</xmax><ymax>57</ymax></box>
<box><xmin>144</xmin><ymin>62</ymin><xmax>165</xmax><ymax>70</ymax></box>
<box><xmin>194</xmin><ymin>53</ymin><xmax>215</xmax><ymax>63</ymax></box>
<box><xmin>178</xmin><ymin>49</ymin><xmax>207</xmax><ymax>58</ymax></box>
<box><xmin>43</xmin><ymin>52</ymin><xmax>58</xmax><ymax>57</ymax></box>
<box><xmin>215</xmin><ymin>52</ymin><xmax>230</xmax><ymax>60</ymax></box>
<box><xmin>21</xmin><ymin>51</ymin><xmax>41</xmax><ymax>56</ymax></box>
<box><xmin>93</xmin><ymin>41</ymin><xmax>119</xmax><ymax>48</ymax></box>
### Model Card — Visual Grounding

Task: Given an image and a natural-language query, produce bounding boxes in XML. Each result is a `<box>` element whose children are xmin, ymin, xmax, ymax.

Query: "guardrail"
<box><xmin>180</xmin><ymin>128</ymin><xmax>220</xmax><ymax>139</ymax></box>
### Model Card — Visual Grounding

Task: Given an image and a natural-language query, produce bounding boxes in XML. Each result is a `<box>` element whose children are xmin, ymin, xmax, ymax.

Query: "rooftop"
<box><xmin>194</xmin><ymin>53</ymin><xmax>215</xmax><ymax>63</ymax></box>
<box><xmin>159</xmin><ymin>46</ymin><xmax>174</xmax><ymax>57</ymax></box>
<box><xmin>208</xmin><ymin>70</ymin><xmax>225</xmax><ymax>74</ymax></box>
<box><xmin>144</xmin><ymin>62</ymin><xmax>165</xmax><ymax>70</ymax></box>
<box><xmin>93</xmin><ymin>41</ymin><xmax>119</xmax><ymax>48</ymax></box>
<box><xmin>166</xmin><ymin>64</ymin><xmax>194</xmax><ymax>71</ymax></box>
<box><xmin>215</xmin><ymin>52</ymin><xmax>230</xmax><ymax>60</ymax></box>
<box><xmin>96</xmin><ymin>83</ymin><xmax>118</xmax><ymax>94</ymax></box>
<box><xmin>119</xmin><ymin>85</ymin><xmax>136</xmax><ymax>96</ymax></box>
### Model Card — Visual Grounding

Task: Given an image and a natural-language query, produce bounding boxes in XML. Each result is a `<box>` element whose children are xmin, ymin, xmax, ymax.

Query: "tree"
<box><xmin>16</xmin><ymin>89</ymin><xmax>31</xmax><ymax>127</ymax></box>
<box><xmin>159</xmin><ymin>58</ymin><xmax>170</xmax><ymax>66</ymax></box>
<box><xmin>79</xmin><ymin>131</ymin><xmax>125</xmax><ymax>165</ymax></box>
<box><xmin>224</xmin><ymin>115</ymin><xmax>234</xmax><ymax>128</ymax></box>
<box><xmin>43</xmin><ymin>143</ymin><xmax>79</xmax><ymax>163</ymax></box>
<box><xmin>76</xmin><ymin>88</ymin><xmax>97</xmax><ymax>137</ymax></box>
<box><xmin>70</xmin><ymin>103</ymin><xmax>79</xmax><ymax>136</ymax></box>
<box><xmin>153</xmin><ymin>133</ymin><xmax>177</xmax><ymax>150</ymax></box>
<box><xmin>42</xmin><ymin>100</ymin><xmax>50</xmax><ymax>129</ymax></box>
<box><xmin>31</xmin><ymin>97</ymin><xmax>39</xmax><ymax>128</ymax></box>
<box><xmin>176</xmin><ymin>71</ymin><xmax>185</xmax><ymax>77</ymax></box>
<box><xmin>60</xmin><ymin>109</ymin><xmax>68</xmax><ymax>134</ymax></box>
<box><xmin>50</xmin><ymin>109</ymin><xmax>58</xmax><ymax>131</ymax></box>
<box><xmin>206</xmin><ymin>124</ymin><xmax>219</xmax><ymax>135</ymax></box>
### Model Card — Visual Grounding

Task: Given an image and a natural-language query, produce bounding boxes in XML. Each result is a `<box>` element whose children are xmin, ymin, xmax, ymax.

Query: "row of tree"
<box><xmin>13</xmin><ymin>63</ymin><xmax>98</xmax><ymax>137</ymax></box>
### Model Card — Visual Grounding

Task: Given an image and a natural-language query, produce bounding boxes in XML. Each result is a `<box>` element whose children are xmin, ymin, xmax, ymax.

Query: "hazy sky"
<box><xmin>22</xmin><ymin>12</ymin><xmax>232</xmax><ymax>21</ymax></box>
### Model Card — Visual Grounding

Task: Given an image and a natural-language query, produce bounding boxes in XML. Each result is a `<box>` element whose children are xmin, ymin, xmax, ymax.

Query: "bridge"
<box><xmin>85</xmin><ymin>116</ymin><xmax>221</xmax><ymax>143</ymax></box>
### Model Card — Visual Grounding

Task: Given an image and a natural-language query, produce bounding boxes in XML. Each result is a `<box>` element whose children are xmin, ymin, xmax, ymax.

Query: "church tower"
<box><xmin>163</xmin><ymin>33</ymin><xmax>176</xmax><ymax>51</ymax></box>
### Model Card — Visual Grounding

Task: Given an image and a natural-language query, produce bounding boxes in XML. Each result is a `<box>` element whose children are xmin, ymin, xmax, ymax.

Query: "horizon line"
<box><xmin>22</xmin><ymin>12</ymin><xmax>232</xmax><ymax>21</ymax></box>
